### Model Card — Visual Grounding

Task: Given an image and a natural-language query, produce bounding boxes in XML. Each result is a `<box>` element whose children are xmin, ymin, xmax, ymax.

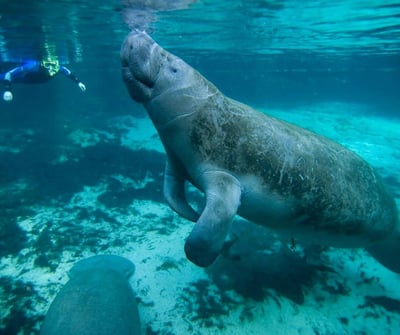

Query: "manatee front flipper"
<box><xmin>184</xmin><ymin>171</ymin><xmax>242</xmax><ymax>267</ymax></box>
<box><xmin>164</xmin><ymin>158</ymin><xmax>200</xmax><ymax>222</ymax></box>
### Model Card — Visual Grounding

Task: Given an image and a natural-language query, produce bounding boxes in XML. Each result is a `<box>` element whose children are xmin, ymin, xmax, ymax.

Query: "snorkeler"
<box><xmin>0</xmin><ymin>56</ymin><xmax>86</xmax><ymax>102</ymax></box>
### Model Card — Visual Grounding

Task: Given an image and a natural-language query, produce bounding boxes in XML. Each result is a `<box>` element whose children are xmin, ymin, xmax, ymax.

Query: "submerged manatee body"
<box><xmin>121</xmin><ymin>31</ymin><xmax>399</xmax><ymax>272</ymax></box>
<box><xmin>40</xmin><ymin>255</ymin><xmax>140</xmax><ymax>335</ymax></box>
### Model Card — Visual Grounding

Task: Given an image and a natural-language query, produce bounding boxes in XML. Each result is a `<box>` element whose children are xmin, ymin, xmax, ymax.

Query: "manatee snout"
<box><xmin>121</xmin><ymin>30</ymin><xmax>162</xmax><ymax>102</ymax></box>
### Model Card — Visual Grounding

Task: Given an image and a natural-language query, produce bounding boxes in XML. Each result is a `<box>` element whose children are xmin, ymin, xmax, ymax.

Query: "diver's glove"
<box><xmin>78</xmin><ymin>82</ymin><xmax>86</xmax><ymax>92</ymax></box>
<box><xmin>3</xmin><ymin>73</ymin><xmax>12</xmax><ymax>101</ymax></box>
<box><xmin>3</xmin><ymin>91</ymin><xmax>13</xmax><ymax>102</ymax></box>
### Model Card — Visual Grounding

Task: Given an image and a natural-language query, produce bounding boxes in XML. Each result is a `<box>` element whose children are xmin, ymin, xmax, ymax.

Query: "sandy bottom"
<box><xmin>0</xmin><ymin>101</ymin><xmax>399</xmax><ymax>335</ymax></box>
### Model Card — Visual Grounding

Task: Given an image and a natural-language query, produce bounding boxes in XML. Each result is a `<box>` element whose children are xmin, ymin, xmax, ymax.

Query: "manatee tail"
<box><xmin>367</xmin><ymin>232</ymin><xmax>400</xmax><ymax>273</ymax></box>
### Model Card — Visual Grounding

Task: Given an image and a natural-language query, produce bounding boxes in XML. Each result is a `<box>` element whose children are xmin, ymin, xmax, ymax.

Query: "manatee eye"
<box><xmin>171</xmin><ymin>67</ymin><xmax>178</xmax><ymax>73</ymax></box>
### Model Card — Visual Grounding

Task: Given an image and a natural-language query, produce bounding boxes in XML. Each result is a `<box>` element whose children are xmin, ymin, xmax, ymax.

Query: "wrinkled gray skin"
<box><xmin>40</xmin><ymin>255</ymin><xmax>140</xmax><ymax>335</ymax></box>
<box><xmin>121</xmin><ymin>31</ymin><xmax>399</xmax><ymax>272</ymax></box>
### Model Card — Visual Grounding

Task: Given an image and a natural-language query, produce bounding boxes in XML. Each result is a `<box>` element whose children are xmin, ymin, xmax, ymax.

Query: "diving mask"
<box><xmin>41</xmin><ymin>58</ymin><xmax>60</xmax><ymax>76</ymax></box>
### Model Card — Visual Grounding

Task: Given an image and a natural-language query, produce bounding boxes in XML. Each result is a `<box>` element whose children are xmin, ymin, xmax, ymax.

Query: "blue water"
<box><xmin>1</xmin><ymin>1</ymin><xmax>400</xmax><ymax>334</ymax></box>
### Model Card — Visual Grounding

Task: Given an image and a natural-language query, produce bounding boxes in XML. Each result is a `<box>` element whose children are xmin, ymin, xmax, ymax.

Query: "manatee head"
<box><xmin>121</xmin><ymin>30</ymin><xmax>219</xmax><ymax>125</ymax></box>
<box><xmin>121</xmin><ymin>30</ymin><xmax>193</xmax><ymax>103</ymax></box>
<box><xmin>69</xmin><ymin>255</ymin><xmax>135</xmax><ymax>279</ymax></box>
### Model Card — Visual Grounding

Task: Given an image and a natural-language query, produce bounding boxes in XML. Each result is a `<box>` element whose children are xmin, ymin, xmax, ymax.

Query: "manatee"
<box><xmin>121</xmin><ymin>30</ymin><xmax>399</xmax><ymax>272</ymax></box>
<box><xmin>40</xmin><ymin>255</ymin><xmax>140</xmax><ymax>335</ymax></box>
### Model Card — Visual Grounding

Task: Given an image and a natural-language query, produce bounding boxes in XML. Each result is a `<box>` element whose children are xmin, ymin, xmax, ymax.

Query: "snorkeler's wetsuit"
<box><xmin>0</xmin><ymin>60</ymin><xmax>85</xmax><ymax>101</ymax></box>
<box><xmin>0</xmin><ymin>60</ymin><xmax>81</xmax><ymax>91</ymax></box>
